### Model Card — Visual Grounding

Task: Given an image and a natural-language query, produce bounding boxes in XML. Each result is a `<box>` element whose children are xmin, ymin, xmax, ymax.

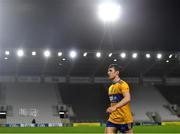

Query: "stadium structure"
<box><xmin>0</xmin><ymin>0</ymin><xmax>180</xmax><ymax>133</ymax></box>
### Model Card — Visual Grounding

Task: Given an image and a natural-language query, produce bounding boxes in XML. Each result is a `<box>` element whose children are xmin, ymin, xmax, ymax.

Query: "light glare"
<box><xmin>96</xmin><ymin>52</ymin><xmax>101</xmax><ymax>58</ymax></box>
<box><xmin>17</xmin><ymin>49</ymin><xmax>24</xmax><ymax>57</ymax></box>
<box><xmin>169</xmin><ymin>54</ymin><xmax>173</xmax><ymax>59</ymax></box>
<box><xmin>5</xmin><ymin>51</ymin><xmax>10</xmax><ymax>55</ymax></box>
<box><xmin>120</xmin><ymin>52</ymin><xmax>126</xmax><ymax>59</ymax></box>
<box><xmin>69</xmin><ymin>50</ymin><xmax>77</xmax><ymax>59</ymax></box>
<box><xmin>108</xmin><ymin>53</ymin><xmax>112</xmax><ymax>57</ymax></box>
<box><xmin>98</xmin><ymin>2</ymin><xmax>121</xmax><ymax>22</ymax></box>
<box><xmin>132</xmin><ymin>53</ymin><xmax>138</xmax><ymax>59</ymax></box>
<box><xmin>157</xmin><ymin>53</ymin><xmax>162</xmax><ymax>59</ymax></box>
<box><xmin>146</xmin><ymin>53</ymin><xmax>151</xmax><ymax>59</ymax></box>
<box><xmin>114</xmin><ymin>59</ymin><xmax>117</xmax><ymax>62</ymax></box>
<box><xmin>44</xmin><ymin>50</ymin><xmax>51</xmax><ymax>58</ymax></box>
<box><xmin>83</xmin><ymin>52</ymin><xmax>87</xmax><ymax>57</ymax></box>
<box><xmin>32</xmin><ymin>51</ymin><xmax>36</xmax><ymax>56</ymax></box>
<box><xmin>58</xmin><ymin>52</ymin><xmax>62</xmax><ymax>57</ymax></box>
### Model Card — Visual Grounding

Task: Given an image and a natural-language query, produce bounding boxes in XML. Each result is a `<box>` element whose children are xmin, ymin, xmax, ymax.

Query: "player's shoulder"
<box><xmin>118</xmin><ymin>79</ymin><xmax>129</xmax><ymax>87</ymax></box>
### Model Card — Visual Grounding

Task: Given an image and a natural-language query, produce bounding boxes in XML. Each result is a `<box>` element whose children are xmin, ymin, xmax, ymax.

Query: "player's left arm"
<box><xmin>106</xmin><ymin>91</ymin><xmax>131</xmax><ymax>113</ymax></box>
<box><xmin>106</xmin><ymin>83</ymin><xmax>131</xmax><ymax>113</ymax></box>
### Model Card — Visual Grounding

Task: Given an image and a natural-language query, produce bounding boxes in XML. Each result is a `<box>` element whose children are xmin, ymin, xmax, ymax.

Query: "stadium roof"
<box><xmin>1</xmin><ymin>0</ymin><xmax>180</xmax><ymax>50</ymax></box>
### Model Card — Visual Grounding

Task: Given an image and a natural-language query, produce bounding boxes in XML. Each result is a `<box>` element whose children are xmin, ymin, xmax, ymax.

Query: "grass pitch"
<box><xmin>0</xmin><ymin>125</ymin><xmax>180</xmax><ymax>133</ymax></box>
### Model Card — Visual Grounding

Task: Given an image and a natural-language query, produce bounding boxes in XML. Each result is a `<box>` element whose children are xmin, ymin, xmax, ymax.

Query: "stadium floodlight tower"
<box><xmin>97</xmin><ymin>0</ymin><xmax>122</xmax><ymax>23</ymax></box>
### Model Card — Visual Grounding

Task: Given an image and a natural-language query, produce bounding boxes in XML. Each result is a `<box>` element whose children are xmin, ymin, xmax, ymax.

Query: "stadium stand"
<box><xmin>156</xmin><ymin>85</ymin><xmax>180</xmax><ymax>105</ymax></box>
<box><xmin>131</xmin><ymin>84</ymin><xmax>179</xmax><ymax>122</ymax></box>
<box><xmin>58</xmin><ymin>83</ymin><xmax>109</xmax><ymax>122</ymax></box>
<box><xmin>156</xmin><ymin>85</ymin><xmax>180</xmax><ymax>117</ymax></box>
<box><xmin>3</xmin><ymin>83</ymin><xmax>61</xmax><ymax>123</ymax></box>
<box><xmin>1</xmin><ymin>82</ymin><xmax>179</xmax><ymax>124</ymax></box>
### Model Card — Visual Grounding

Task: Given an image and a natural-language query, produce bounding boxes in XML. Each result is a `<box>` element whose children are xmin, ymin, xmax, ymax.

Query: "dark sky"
<box><xmin>0</xmin><ymin>0</ymin><xmax>180</xmax><ymax>51</ymax></box>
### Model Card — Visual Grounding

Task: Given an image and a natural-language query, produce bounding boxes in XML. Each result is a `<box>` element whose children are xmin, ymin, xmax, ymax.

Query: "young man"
<box><xmin>105</xmin><ymin>64</ymin><xmax>133</xmax><ymax>134</ymax></box>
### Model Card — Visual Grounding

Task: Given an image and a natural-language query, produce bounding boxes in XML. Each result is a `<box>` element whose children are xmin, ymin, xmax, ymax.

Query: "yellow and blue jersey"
<box><xmin>108</xmin><ymin>80</ymin><xmax>133</xmax><ymax>124</ymax></box>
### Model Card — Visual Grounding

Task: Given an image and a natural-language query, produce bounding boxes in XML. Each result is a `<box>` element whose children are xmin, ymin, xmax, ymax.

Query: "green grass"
<box><xmin>0</xmin><ymin>126</ymin><xmax>180</xmax><ymax>133</ymax></box>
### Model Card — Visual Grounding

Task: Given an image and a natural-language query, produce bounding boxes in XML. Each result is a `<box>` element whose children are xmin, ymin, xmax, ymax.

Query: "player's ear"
<box><xmin>116</xmin><ymin>70</ymin><xmax>119</xmax><ymax>75</ymax></box>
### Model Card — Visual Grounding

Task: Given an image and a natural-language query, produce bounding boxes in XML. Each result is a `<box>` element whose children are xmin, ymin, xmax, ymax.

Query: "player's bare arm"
<box><xmin>106</xmin><ymin>91</ymin><xmax>131</xmax><ymax>113</ymax></box>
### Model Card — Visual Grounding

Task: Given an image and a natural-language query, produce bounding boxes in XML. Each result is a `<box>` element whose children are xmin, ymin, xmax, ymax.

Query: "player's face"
<box><xmin>107</xmin><ymin>67</ymin><xmax>119</xmax><ymax>80</ymax></box>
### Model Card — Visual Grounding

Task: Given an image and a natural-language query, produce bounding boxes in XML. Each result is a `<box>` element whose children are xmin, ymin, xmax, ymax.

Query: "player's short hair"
<box><xmin>108</xmin><ymin>64</ymin><xmax>122</xmax><ymax>72</ymax></box>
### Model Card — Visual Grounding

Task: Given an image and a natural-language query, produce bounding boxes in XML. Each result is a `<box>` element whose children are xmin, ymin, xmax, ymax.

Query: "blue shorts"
<box><xmin>106</xmin><ymin>121</ymin><xmax>133</xmax><ymax>133</ymax></box>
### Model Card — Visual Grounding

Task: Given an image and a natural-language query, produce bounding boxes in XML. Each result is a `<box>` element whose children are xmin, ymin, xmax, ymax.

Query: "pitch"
<box><xmin>0</xmin><ymin>125</ymin><xmax>180</xmax><ymax>133</ymax></box>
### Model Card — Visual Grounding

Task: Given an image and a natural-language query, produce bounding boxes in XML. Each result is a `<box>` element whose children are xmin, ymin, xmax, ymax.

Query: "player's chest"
<box><xmin>108</xmin><ymin>85</ymin><xmax>123</xmax><ymax>103</ymax></box>
<box><xmin>108</xmin><ymin>85</ymin><xmax>122</xmax><ymax>95</ymax></box>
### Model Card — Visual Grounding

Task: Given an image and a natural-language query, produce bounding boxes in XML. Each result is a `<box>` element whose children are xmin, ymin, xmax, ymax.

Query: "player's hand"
<box><xmin>106</xmin><ymin>106</ymin><xmax>117</xmax><ymax>113</ymax></box>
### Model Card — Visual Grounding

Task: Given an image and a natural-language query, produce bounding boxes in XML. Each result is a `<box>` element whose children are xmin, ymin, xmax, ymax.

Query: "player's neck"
<box><xmin>112</xmin><ymin>76</ymin><xmax>121</xmax><ymax>83</ymax></box>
